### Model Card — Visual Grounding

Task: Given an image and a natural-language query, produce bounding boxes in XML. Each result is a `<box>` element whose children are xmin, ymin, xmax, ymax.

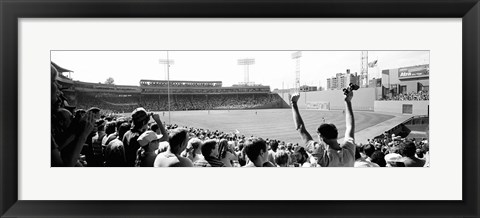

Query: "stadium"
<box><xmin>54</xmin><ymin>62</ymin><xmax>429</xmax><ymax>145</ymax></box>
<box><xmin>51</xmin><ymin>51</ymin><xmax>429</xmax><ymax>168</ymax></box>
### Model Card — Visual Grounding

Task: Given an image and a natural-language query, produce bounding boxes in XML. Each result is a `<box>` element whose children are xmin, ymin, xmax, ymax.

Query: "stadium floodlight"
<box><xmin>237</xmin><ymin>58</ymin><xmax>255</xmax><ymax>85</ymax></box>
<box><xmin>159</xmin><ymin>53</ymin><xmax>174</xmax><ymax>125</ymax></box>
<box><xmin>361</xmin><ymin>51</ymin><xmax>368</xmax><ymax>88</ymax></box>
<box><xmin>291</xmin><ymin>51</ymin><xmax>302</xmax><ymax>93</ymax></box>
<box><xmin>291</xmin><ymin>51</ymin><xmax>302</xmax><ymax>59</ymax></box>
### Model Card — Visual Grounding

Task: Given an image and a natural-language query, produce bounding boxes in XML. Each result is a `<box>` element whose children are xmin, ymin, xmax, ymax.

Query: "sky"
<box><xmin>51</xmin><ymin>50</ymin><xmax>429</xmax><ymax>90</ymax></box>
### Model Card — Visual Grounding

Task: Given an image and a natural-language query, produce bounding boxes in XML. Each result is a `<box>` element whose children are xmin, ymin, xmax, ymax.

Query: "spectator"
<box><xmin>104</xmin><ymin>122</ymin><xmax>130</xmax><ymax>167</ymax></box>
<box><xmin>399</xmin><ymin>141</ymin><xmax>426</xmax><ymax>167</ymax></box>
<box><xmin>290</xmin><ymin>88</ymin><xmax>356</xmax><ymax>167</ymax></box>
<box><xmin>199</xmin><ymin>139</ymin><xmax>225</xmax><ymax>167</ymax></box>
<box><xmin>363</xmin><ymin>143</ymin><xmax>376</xmax><ymax>162</ymax></box>
<box><xmin>51</xmin><ymin>64</ymin><xmax>95</xmax><ymax>167</ymax></box>
<box><xmin>243</xmin><ymin>137</ymin><xmax>271</xmax><ymax>167</ymax></box>
<box><xmin>90</xmin><ymin>119</ymin><xmax>107</xmax><ymax>167</ymax></box>
<box><xmin>52</xmin><ymin>108</ymin><xmax>74</xmax><ymax>150</ymax></box>
<box><xmin>150</xmin><ymin>123</ymin><xmax>161</xmax><ymax>135</ymax></box>
<box><xmin>102</xmin><ymin>121</ymin><xmax>117</xmax><ymax>147</ymax></box>
<box><xmin>274</xmin><ymin>150</ymin><xmax>289</xmax><ymax>167</ymax></box>
<box><xmin>267</xmin><ymin>140</ymin><xmax>279</xmax><ymax>166</ymax></box>
<box><xmin>218</xmin><ymin>139</ymin><xmax>238</xmax><ymax>167</ymax></box>
<box><xmin>354</xmin><ymin>146</ymin><xmax>379</xmax><ymax>167</ymax></box>
<box><xmin>184</xmin><ymin>138</ymin><xmax>204</xmax><ymax>163</ymax></box>
<box><xmin>384</xmin><ymin>153</ymin><xmax>405</xmax><ymax>167</ymax></box>
<box><xmin>136</xmin><ymin>130</ymin><xmax>162</xmax><ymax>167</ymax></box>
<box><xmin>123</xmin><ymin>108</ymin><xmax>167</xmax><ymax>167</ymax></box>
<box><xmin>370</xmin><ymin>151</ymin><xmax>387</xmax><ymax>167</ymax></box>
<box><xmin>154</xmin><ymin>128</ymin><xmax>193</xmax><ymax>167</ymax></box>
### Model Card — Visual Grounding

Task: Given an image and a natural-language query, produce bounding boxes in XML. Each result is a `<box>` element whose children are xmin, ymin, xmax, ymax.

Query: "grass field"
<box><xmin>134</xmin><ymin>109</ymin><xmax>395</xmax><ymax>144</ymax></box>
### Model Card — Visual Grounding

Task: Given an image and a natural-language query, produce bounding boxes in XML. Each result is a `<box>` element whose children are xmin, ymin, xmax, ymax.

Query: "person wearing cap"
<box><xmin>122</xmin><ymin>107</ymin><xmax>167</xmax><ymax>167</ymax></box>
<box><xmin>290</xmin><ymin>86</ymin><xmax>356</xmax><ymax>167</ymax></box>
<box><xmin>384</xmin><ymin>153</ymin><xmax>405</xmax><ymax>167</ymax></box>
<box><xmin>153</xmin><ymin>128</ymin><xmax>193</xmax><ymax>167</ymax></box>
<box><xmin>136</xmin><ymin>130</ymin><xmax>163</xmax><ymax>167</ymax></box>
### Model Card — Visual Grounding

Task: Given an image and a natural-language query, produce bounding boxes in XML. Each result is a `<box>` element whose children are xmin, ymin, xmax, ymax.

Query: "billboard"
<box><xmin>398</xmin><ymin>65</ymin><xmax>429</xmax><ymax>79</ymax></box>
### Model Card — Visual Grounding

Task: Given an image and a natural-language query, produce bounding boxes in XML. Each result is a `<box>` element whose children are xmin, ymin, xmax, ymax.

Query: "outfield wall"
<box><xmin>374</xmin><ymin>100</ymin><xmax>429</xmax><ymax>115</ymax></box>
<box><xmin>278</xmin><ymin>87</ymin><xmax>379</xmax><ymax>111</ymax></box>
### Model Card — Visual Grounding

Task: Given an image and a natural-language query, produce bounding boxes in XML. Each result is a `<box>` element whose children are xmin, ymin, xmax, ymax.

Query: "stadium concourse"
<box><xmin>51</xmin><ymin>63</ymin><xmax>429</xmax><ymax>168</ymax></box>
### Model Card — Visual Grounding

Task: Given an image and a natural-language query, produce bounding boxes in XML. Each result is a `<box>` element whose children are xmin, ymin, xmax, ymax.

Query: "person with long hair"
<box><xmin>217</xmin><ymin>139</ymin><xmax>238</xmax><ymax>167</ymax></box>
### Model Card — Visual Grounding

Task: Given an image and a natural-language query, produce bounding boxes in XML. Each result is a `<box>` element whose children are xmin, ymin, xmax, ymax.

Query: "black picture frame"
<box><xmin>1</xmin><ymin>0</ymin><xmax>479</xmax><ymax>217</ymax></box>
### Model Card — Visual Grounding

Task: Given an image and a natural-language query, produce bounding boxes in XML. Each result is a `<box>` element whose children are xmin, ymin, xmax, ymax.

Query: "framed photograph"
<box><xmin>1</xmin><ymin>0</ymin><xmax>479</xmax><ymax>217</ymax></box>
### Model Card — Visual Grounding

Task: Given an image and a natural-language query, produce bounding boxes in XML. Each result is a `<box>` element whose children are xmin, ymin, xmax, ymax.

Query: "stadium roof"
<box><xmin>140</xmin><ymin>79</ymin><xmax>221</xmax><ymax>83</ymax></box>
<box><xmin>51</xmin><ymin>62</ymin><xmax>74</xmax><ymax>73</ymax></box>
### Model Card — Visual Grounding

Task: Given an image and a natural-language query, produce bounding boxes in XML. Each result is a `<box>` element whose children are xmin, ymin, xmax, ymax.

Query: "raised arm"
<box><xmin>60</xmin><ymin>111</ymin><xmax>95</xmax><ymax>167</ymax></box>
<box><xmin>291</xmin><ymin>93</ymin><xmax>313</xmax><ymax>145</ymax></box>
<box><xmin>344</xmin><ymin>90</ymin><xmax>355</xmax><ymax>140</ymax></box>
<box><xmin>152</xmin><ymin>113</ymin><xmax>168</xmax><ymax>142</ymax></box>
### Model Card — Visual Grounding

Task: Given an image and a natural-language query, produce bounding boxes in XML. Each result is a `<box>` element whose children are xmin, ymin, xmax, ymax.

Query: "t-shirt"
<box><xmin>154</xmin><ymin>152</ymin><xmax>193</xmax><ymax>167</ymax></box>
<box><xmin>306</xmin><ymin>137</ymin><xmax>356</xmax><ymax>167</ymax></box>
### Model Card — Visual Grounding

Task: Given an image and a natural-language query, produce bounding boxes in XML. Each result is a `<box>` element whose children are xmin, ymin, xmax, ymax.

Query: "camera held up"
<box><xmin>343</xmin><ymin>83</ymin><xmax>360</xmax><ymax>95</ymax></box>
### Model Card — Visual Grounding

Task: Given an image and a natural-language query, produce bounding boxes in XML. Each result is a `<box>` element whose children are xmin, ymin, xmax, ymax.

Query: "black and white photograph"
<box><xmin>51</xmin><ymin>50</ymin><xmax>430</xmax><ymax>168</ymax></box>
<box><xmin>4</xmin><ymin>0</ymin><xmax>479</xmax><ymax>215</ymax></box>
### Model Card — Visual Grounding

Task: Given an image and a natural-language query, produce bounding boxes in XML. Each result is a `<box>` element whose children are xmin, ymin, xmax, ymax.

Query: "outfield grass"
<box><xmin>145</xmin><ymin>109</ymin><xmax>394</xmax><ymax>144</ymax></box>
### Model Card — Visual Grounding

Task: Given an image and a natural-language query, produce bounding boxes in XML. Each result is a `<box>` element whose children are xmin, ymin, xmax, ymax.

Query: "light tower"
<box><xmin>159</xmin><ymin>52</ymin><xmax>174</xmax><ymax>125</ymax></box>
<box><xmin>237</xmin><ymin>58</ymin><xmax>255</xmax><ymax>85</ymax></box>
<box><xmin>292</xmin><ymin>51</ymin><xmax>302</xmax><ymax>92</ymax></box>
<box><xmin>360</xmin><ymin>51</ymin><xmax>368</xmax><ymax>88</ymax></box>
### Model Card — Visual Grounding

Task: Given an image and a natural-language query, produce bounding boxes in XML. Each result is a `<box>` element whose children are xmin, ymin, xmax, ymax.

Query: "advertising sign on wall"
<box><xmin>398</xmin><ymin>65</ymin><xmax>429</xmax><ymax>79</ymax></box>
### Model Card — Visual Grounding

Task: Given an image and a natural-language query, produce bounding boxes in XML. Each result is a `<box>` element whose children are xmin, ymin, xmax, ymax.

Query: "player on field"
<box><xmin>290</xmin><ymin>87</ymin><xmax>356</xmax><ymax>167</ymax></box>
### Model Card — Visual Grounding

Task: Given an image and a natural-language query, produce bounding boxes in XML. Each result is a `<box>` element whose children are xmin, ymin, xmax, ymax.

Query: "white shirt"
<box><xmin>306</xmin><ymin>137</ymin><xmax>356</xmax><ymax>167</ymax></box>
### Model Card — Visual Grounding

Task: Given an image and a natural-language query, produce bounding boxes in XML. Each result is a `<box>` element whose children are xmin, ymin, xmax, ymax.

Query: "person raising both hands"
<box><xmin>290</xmin><ymin>84</ymin><xmax>357</xmax><ymax>167</ymax></box>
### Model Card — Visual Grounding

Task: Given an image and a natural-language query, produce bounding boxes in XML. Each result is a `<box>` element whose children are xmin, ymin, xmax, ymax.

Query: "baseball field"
<box><xmin>144</xmin><ymin>108</ymin><xmax>395</xmax><ymax>144</ymax></box>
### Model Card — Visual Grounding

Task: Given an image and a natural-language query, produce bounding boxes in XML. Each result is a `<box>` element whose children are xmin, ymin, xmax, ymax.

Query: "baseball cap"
<box><xmin>137</xmin><ymin>130</ymin><xmax>163</xmax><ymax>147</ymax></box>
<box><xmin>384</xmin><ymin>153</ymin><xmax>404</xmax><ymax>163</ymax></box>
<box><xmin>131</xmin><ymin>107</ymin><xmax>150</xmax><ymax>123</ymax></box>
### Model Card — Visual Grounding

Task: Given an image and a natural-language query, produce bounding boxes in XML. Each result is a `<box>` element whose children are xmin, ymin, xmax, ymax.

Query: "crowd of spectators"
<box><xmin>75</xmin><ymin>93</ymin><xmax>283</xmax><ymax>113</ymax></box>
<box><xmin>140</xmin><ymin>81</ymin><xmax>222</xmax><ymax>87</ymax></box>
<box><xmin>380</xmin><ymin>90</ymin><xmax>429</xmax><ymax>101</ymax></box>
<box><xmin>52</xmin><ymin>62</ymin><xmax>429</xmax><ymax>167</ymax></box>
